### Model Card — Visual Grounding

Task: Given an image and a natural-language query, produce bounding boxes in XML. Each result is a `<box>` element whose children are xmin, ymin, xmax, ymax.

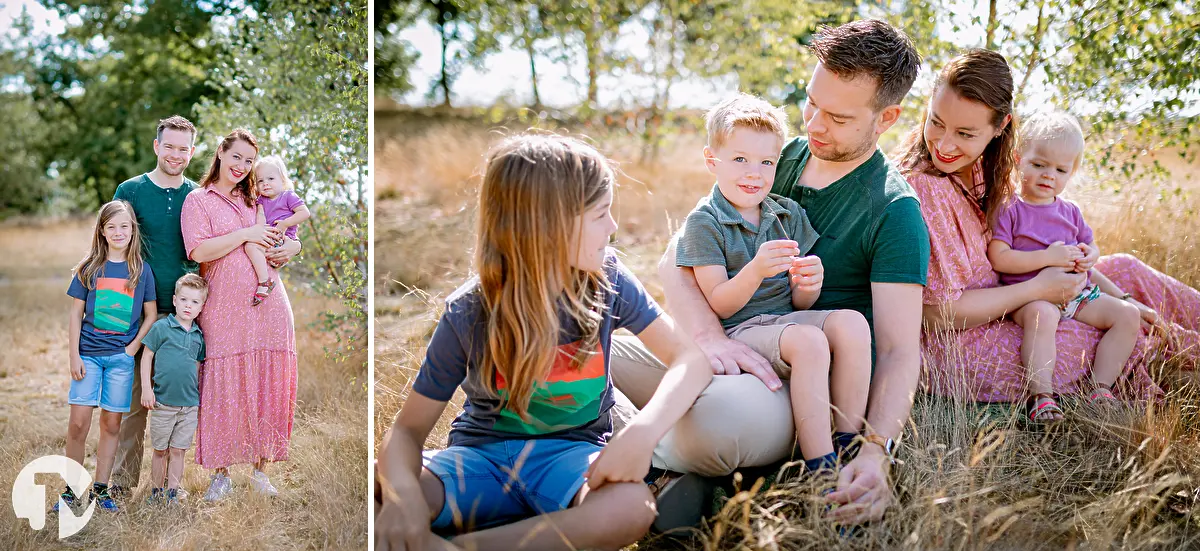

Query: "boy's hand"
<box><xmin>141</xmin><ymin>390</ymin><xmax>156</xmax><ymax>410</ymax></box>
<box><xmin>789</xmin><ymin>255</ymin><xmax>824</xmax><ymax>293</ymax></box>
<box><xmin>1044</xmin><ymin>241</ymin><xmax>1083</xmax><ymax>269</ymax></box>
<box><xmin>586</xmin><ymin>427</ymin><xmax>653</xmax><ymax>490</ymax></box>
<box><xmin>70</xmin><ymin>355</ymin><xmax>85</xmax><ymax>381</ymax></box>
<box><xmin>751</xmin><ymin>239</ymin><xmax>800</xmax><ymax>279</ymax></box>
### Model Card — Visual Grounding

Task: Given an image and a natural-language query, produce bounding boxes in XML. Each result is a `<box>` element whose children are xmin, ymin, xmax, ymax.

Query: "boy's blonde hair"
<box><xmin>254</xmin><ymin>155</ymin><xmax>294</xmax><ymax>190</ymax></box>
<box><xmin>174</xmin><ymin>273</ymin><xmax>209</xmax><ymax>300</ymax></box>
<box><xmin>1019</xmin><ymin>111</ymin><xmax>1086</xmax><ymax>173</ymax></box>
<box><xmin>705</xmin><ymin>93</ymin><xmax>790</xmax><ymax>150</ymax></box>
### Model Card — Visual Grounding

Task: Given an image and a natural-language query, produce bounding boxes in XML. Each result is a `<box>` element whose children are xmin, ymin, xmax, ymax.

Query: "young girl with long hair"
<box><xmin>375</xmin><ymin>134</ymin><xmax>712</xmax><ymax>550</ymax></box>
<box><xmin>60</xmin><ymin>200</ymin><xmax>157</xmax><ymax>512</ymax></box>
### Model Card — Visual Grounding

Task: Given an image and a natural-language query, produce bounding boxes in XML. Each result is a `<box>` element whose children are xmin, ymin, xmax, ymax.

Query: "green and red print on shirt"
<box><xmin>493</xmin><ymin>341</ymin><xmax>607</xmax><ymax>435</ymax></box>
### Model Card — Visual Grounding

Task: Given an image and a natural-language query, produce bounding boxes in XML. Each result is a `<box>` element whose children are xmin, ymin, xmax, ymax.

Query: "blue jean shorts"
<box><xmin>423</xmin><ymin>439</ymin><xmax>603</xmax><ymax>532</ymax></box>
<box><xmin>68</xmin><ymin>353</ymin><xmax>136</xmax><ymax>413</ymax></box>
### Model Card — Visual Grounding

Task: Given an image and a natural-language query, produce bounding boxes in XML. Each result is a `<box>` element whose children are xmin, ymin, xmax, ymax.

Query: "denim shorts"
<box><xmin>423</xmin><ymin>439</ymin><xmax>602</xmax><ymax>532</ymax></box>
<box><xmin>68</xmin><ymin>352</ymin><xmax>136</xmax><ymax>413</ymax></box>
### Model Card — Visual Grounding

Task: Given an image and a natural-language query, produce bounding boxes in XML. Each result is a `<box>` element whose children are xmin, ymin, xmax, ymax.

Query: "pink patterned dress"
<box><xmin>182</xmin><ymin>186</ymin><xmax>299</xmax><ymax>468</ymax></box>
<box><xmin>906</xmin><ymin>162</ymin><xmax>1200</xmax><ymax>402</ymax></box>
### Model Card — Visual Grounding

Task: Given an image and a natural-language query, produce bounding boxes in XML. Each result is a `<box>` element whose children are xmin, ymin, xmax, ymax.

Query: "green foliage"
<box><xmin>0</xmin><ymin>25</ymin><xmax>55</xmax><ymax>218</ymax></box>
<box><xmin>195</xmin><ymin>0</ymin><xmax>368</xmax><ymax>360</ymax></box>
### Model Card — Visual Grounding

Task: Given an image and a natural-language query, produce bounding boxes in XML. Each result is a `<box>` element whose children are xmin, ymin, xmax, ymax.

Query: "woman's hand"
<box><xmin>586</xmin><ymin>427</ymin><xmax>654</xmax><ymax>490</ymax></box>
<box><xmin>1126</xmin><ymin>297</ymin><xmax>1162</xmax><ymax>331</ymax></box>
<box><xmin>70</xmin><ymin>354</ymin><xmax>85</xmax><ymax>381</ymax></box>
<box><xmin>241</xmin><ymin>223</ymin><xmax>284</xmax><ymax>249</ymax></box>
<box><xmin>1031</xmin><ymin>267</ymin><xmax>1087</xmax><ymax>304</ymax></box>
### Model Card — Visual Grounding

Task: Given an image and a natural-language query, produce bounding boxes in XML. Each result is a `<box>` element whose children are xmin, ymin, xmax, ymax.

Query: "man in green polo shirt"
<box><xmin>110</xmin><ymin>115</ymin><xmax>199</xmax><ymax>498</ymax></box>
<box><xmin>611</xmin><ymin>19</ymin><xmax>929</xmax><ymax>529</ymax></box>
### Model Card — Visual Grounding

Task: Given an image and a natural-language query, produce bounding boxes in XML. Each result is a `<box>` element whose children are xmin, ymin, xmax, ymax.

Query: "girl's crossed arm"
<box><xmin>586</xmin><ymin>314</ymin><xmax>712</xmax><ymax>488</ymax></box>
<box><xmin>377</xmin><ymin>392</ymin><xmax>449</xmax><ymax>550</ymax></box>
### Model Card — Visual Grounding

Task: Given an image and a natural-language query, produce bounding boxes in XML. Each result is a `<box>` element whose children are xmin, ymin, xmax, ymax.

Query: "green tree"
<box><xmin>195</xmin><ymin>0</ymin><xmax>368</xmax><ymax>356</ymax></box>
<box><xmin>0</xmin><ymin>14</ymin><xmax>54</xmax><ymax>218</ymax></box>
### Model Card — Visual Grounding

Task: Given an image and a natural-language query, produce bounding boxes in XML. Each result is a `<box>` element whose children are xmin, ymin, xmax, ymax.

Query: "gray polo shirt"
<box><xmin>142</xmin><ymin>315</ymin><xmax>205</xmax><ymax>407</ymax></box>
<box><xmin>676</xmin><ymin>184</ymin><xmax>820</xmax><ymax>328</ymax></box>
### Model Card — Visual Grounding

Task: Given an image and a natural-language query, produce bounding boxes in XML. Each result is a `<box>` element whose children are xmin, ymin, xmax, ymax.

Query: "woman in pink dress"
<box><xmin>182</xmin><ymin>129</ymin><xmax>299</xmax><ymax>500</ymax></box>
<box><xmin>892</xmin><ymin>49</ymin><xmax>1200</xmax><ymax>411</ymax></box>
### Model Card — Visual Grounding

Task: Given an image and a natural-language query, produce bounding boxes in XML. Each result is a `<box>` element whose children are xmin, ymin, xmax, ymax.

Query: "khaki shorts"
<box><xmin>149</xmin><ymin>404</ymin><xmax>199</xmax><ymax>451</ymax></box>
<box><xmin>725</xmin><ymin>310</ymin><xmax>836</xmax><ymax>378</ymax></box>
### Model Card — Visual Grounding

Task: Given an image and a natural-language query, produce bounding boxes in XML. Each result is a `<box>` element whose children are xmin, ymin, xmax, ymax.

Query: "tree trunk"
<box><xmin>526</xmin><ymin>38</ymin><xmax>541</xmax><ymax>108</ymax></box>
<box><xmin>438</xmin><ymin>18</ymin><xmax>452</xmax><ymax>107</ymax></box>
<box><xmin>985</xmin><ymin>0</ymin><xmax>998</xmax><ymax>49</ymax></box>
<box><xmin>1017</xmin><ymin>0</ymin><xmax>1048</xmax><ymax>99</ymax></box>
<box><xmin>584</xmin><ymin>4</ymin><xmax>600</xmax><ymax>109</ymax></box>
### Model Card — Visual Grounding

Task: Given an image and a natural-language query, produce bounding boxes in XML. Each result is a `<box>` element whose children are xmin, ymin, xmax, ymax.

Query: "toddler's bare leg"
<box><xmin>822</xmin><ymin>310</ymin><xmax>871</xmax><ymax>434</ymax></box>
<box><xmin>1072</xmin><ymin>295</ymin><xmax>1142</xmax><ymax>387</ymax></box>
<box><xmin>1012</xmin><ymin>301</ymin><xmax>1061</xmax><ymax>397</ymax></box>
<box><xmin>246</xmin><ymin>242</ymin><xmax>270</xmax><ymax>283</ymax></box>
<box><xmin>779</xmin><ymin>324</ymin><xmax>833</xmax><ymax>459</ymax></box>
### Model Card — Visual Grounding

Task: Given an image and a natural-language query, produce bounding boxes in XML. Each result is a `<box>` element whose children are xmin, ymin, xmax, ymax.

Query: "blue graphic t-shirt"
<box><xmin>67</xmin><ymin>260</ymin><xmax>156</xmax><ymax>356</ymax></box>
<box><xmin>412</xmin><ymin>251</ymin><xmax>663</xmax><ymax>448</ymax></box>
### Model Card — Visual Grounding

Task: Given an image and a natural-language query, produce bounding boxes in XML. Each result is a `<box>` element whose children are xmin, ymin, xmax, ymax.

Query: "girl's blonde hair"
<box><xmin>75</xmin><ymin>201</ymin><xmax>145</xmax><ymax>292</ymax></box>
<box><xmin>254</xmin><ymin>155</ymin><xmax>294</xmax><ymax>190</ymax></box>
<box><xmin>1019</xmin><ymin>111</ymin><xmax>1086</xmax><ymax>173</ymax></box>
<box><xmin>476</xmin><ymin>134</ymin><xmax>615</xmax><ymax>421</ymax></box>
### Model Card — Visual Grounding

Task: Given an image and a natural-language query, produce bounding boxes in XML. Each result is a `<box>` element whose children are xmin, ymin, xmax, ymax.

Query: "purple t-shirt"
<box><xmin>257</xmin><ymin>190</ymin><xmax>305</xmax><ymax>240</ymax></box>
<box><xmin>991</xmin><ymin>197</ymin><xmax>1093</xmax><ymax>285</ymax></box>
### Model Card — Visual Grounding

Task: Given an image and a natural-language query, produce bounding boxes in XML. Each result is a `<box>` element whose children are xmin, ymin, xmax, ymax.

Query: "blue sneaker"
<box><xmin>92</xmin><ymin>484</ymin><xmax>119</xmax><ymax>512</ymax></box>
<box><xmin>166</xmin><ymin>488</ymin><xmax>181</xmax><ymax>505</ymax></box>
<box><xmin>146</xmin><ymin>487</ymin><xmax>165</xmax><ymax>505</ymax></box>
<box><xmin>51</xmin><ymin>487</ymin><xmax>78</xmax><ymax>513</ymax></box>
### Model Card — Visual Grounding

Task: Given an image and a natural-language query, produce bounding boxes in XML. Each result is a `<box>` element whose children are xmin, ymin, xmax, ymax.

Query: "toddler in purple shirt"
<box><xmin>986</xmin><ymin>112</ymin><xmax>1143</xmax><ymax>425</ymax></box>
<box><xmin>247</xmin><ymin>156</ymin><xmax>310</xmax><ymax>305</ymax></box>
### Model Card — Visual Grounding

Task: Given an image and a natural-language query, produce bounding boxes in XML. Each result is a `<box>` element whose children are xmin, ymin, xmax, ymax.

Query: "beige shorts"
<box><xmin>725</xmin><ymin>310</ymin><xmax>836</xmax><ymax>378</ymax></box>
<box><xmin>149</xmin><ymin>404</ymin><xmax>199</xmax><ymax>451</ymax></box>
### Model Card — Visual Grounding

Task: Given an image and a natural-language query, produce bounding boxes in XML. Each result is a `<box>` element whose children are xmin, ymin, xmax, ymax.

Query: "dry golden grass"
<box><xmin>373</xmin><ymin>112</ymin><xmax>1200</xmax><ymax>550</ymax></box>
<box><xmin>0</xmin><ymin>219</ymin><xmax>368</xmax><ymax>550</ymax></box>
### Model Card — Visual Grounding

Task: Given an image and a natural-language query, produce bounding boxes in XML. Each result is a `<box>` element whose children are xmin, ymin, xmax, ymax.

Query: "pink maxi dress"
<box><xmin>182</xmin><ymin>186</ymin><xmax>299</xmax><ymax>468</ymax></box>
<box><xmin>906</xmin><ymin>162</ymin><xmax>1200</xmax><ymax>402</ymax></box>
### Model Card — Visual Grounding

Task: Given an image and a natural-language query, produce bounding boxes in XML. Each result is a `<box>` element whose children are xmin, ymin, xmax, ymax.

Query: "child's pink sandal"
<box><xmin>251</xmin><ymin>278</ymin><xmax>276</xmax><ymax>306</ymax></box>
<box><xmin>1087</xmin><ymin>382</ymin><xmax>1118</xmax><ymax>405</ymax></box>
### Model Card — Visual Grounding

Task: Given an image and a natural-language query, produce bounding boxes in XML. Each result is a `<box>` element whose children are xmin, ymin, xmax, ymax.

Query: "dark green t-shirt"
<box><xmin>143</xmin><ymin>315</ymin><xmax>204</xmax><ymax>407</ymax></box>
<box><xmin>770</xmin><ymin>137</ymin><xmax>930</xmax><ymax>337</ymax></box>
<box><xmin>113</xmin><ymin>173</ymin><xmax>199</xmax><ymax>313</ymax></box>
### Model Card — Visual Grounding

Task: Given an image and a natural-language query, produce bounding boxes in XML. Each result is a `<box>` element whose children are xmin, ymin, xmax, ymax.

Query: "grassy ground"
<box><xmin>0</xmin><ymin>219</ymin><xmax>368</xmax><ymax>550</ymax></box>
<box><xmin>373</xmin><ymin>111</ymin><xmax>1200</xmax><ymax>550</ymax></box>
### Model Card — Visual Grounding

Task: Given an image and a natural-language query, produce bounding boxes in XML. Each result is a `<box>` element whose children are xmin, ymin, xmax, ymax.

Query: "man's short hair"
<box><xmin>174</xmin><ymin>273</ymin><xmax>208</xmax><ymax>300</ymax></box>
<box><xmin>705</xmin><ymin>93</ymin><xmax>790</xmax><ymax>150</ymax></box>
<box><xmin>809</xmin><ymin>19</ymin><xmax>921</xmax><ymax>111</ymax></box>
<box><xmin>157</xmin><ymin>115</ymin><xmax>196</xmax><ymax>144</ymax></box>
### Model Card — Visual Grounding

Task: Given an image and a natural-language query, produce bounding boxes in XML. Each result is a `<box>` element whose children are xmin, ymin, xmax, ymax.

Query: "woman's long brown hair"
<box><xmin>75</xmin><ymin>200</ymin><xmax>145</xmax><ymax>292</ymax></box>
<box><xmin>894</xmin><ymin>49</ymin><xmax>1018</xmax><ymax>228</ymax></box>
<box><xmin>475</xmin><ymin>134</ymin><xmax>614</xmax><ymax>421</ymax></box>
<box><xmin>200</xmin><ymin>129</ymin><xmax>259</xmax><ymax>208</ymax></box>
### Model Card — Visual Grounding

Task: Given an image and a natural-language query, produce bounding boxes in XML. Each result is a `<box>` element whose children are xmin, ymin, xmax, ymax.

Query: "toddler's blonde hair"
<box><xmin>254</xmin><ymin>155</ymin><xmax>294</xmax><ymax>190</ymax></box>
<box><xmin>705</xmin><ymin>93</ymin><xmax>790</xmax><ymax>150</ymax></box>
<box><xmin>1019</xmin><ymin>111</ymin><xmax>1085</xmax><ymax>173</ymax></box>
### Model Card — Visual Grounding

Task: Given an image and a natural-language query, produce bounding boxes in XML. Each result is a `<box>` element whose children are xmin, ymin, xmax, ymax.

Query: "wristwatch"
<box><xmin>863</xmin><ymin>433</ymin><xmax>897</xmax><ymax>464</ymax></box>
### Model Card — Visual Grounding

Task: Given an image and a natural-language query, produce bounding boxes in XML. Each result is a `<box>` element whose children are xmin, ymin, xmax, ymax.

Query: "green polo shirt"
<box><xmin>113</xmin><ymin>173</ymin><xmax>199</xmax><ymax>314</ymax></box>
<box><xmin>770</xmin><ymin>137</ymin><xmax>930</xmax><ymax>337</ymax></box>
<box><xmin>142</xmin><ymin>315</ymin><xmax>204</xmax><ymax>407</ymax></box>
<box><xmin>676</xmin><ymin>184</ymin><xmax>820</xmax><ymax>329</ymax></box>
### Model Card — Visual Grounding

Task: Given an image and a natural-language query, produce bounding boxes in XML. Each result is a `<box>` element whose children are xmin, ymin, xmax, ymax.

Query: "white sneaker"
<box><xmin>250</xmin><ymin>470</ymin><xmax>279</xmax><ymax>497</ymax></box>
<box><xmin>203</xmin><ymin>473</ymin><xmax>234</xmax><ymax>502</ymax></box>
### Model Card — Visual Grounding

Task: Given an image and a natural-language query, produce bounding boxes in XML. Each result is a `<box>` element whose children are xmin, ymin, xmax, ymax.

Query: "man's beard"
<box><xmin>809</xmin><ymin>133</ymin><xmax>877</xmax><ymax>163</ymax></box>
<box><xmin>159</xmin><ymin>159</ymin><xmax>187</xmax><ymax>176</ymax></box>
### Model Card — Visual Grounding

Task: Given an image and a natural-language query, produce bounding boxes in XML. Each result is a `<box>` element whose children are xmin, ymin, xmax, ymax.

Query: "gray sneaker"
<box><xmin>250</xmin><ymin>470</ymin><xmax>279</xmax><ymax>496</ymax></box>
<box><xmin>203</xmin><ymin>473</ymin><xmax>233</xmax><ymax>502</ymax></box>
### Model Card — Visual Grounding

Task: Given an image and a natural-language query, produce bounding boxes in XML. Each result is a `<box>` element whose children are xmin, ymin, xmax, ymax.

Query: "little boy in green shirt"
<box><xmin>675</xmin><ymin>93</ymin><xmax>873</xmax><ymax>473</ymax></box>
<box><xmin>139</xmin><ymin>273</ymin><xmax>207</xmax><ymax>504</ymax></box>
